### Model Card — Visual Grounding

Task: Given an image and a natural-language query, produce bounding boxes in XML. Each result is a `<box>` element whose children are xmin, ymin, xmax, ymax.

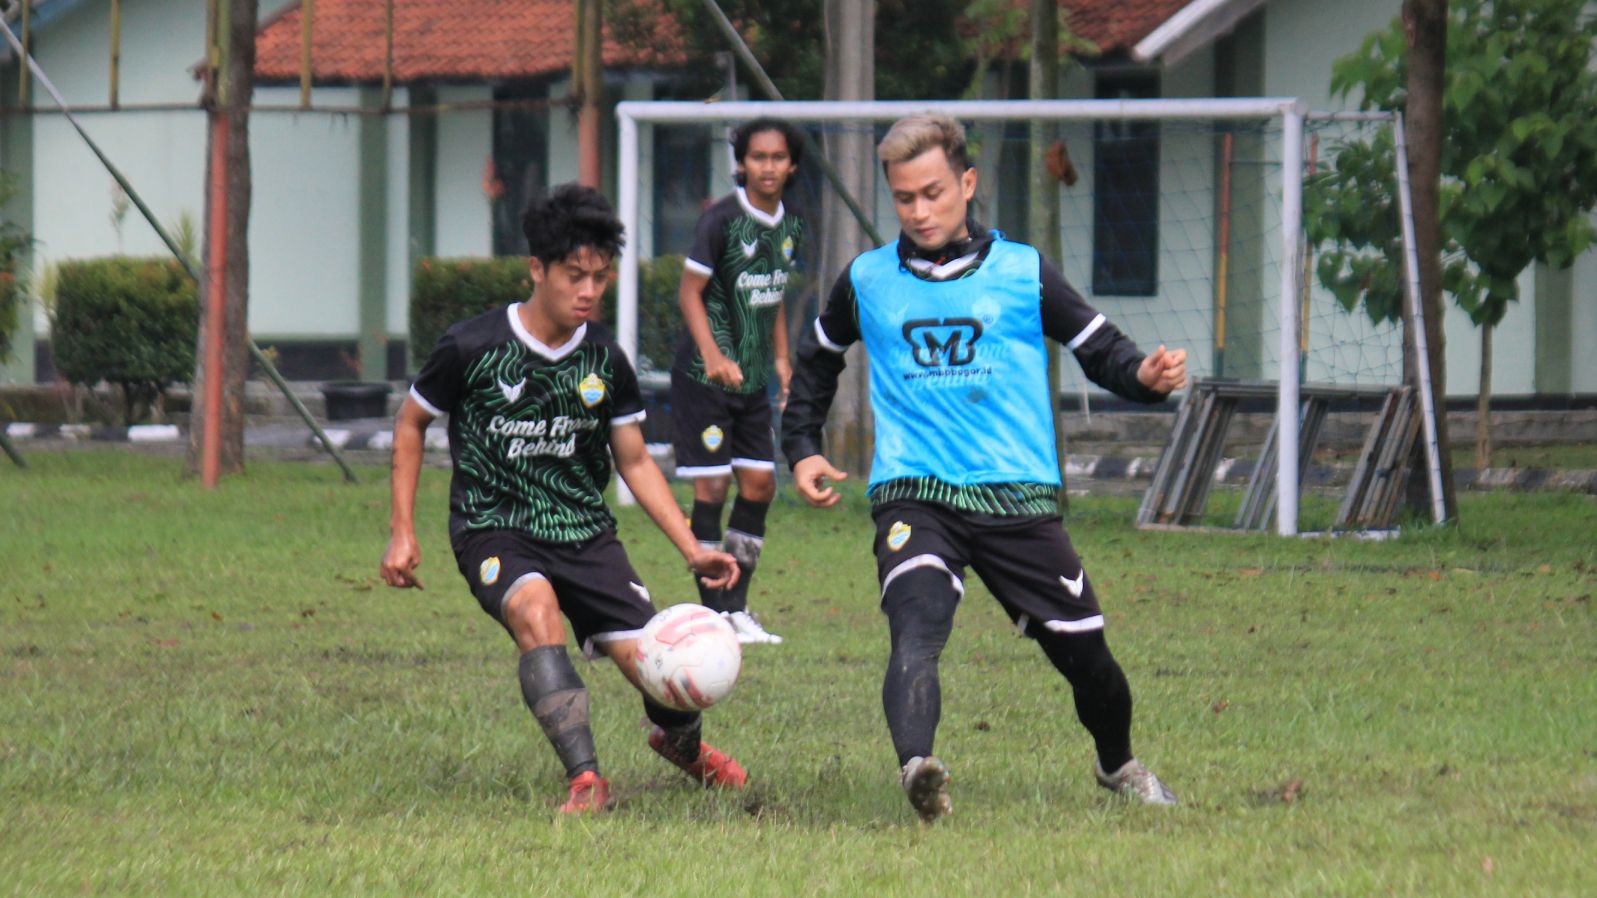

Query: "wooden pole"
<box><xmin>299</xmin><ymin>0</ymin><xmax>314</xmax><ymax>110</ymax></box>
<box><xmin>19</xmin><ymin>0</ymin><xmax>30</xmax><ymax>105</ymax></box>
<box><xmin>577</xmin><ymin>0</ymin><xmax>602</xmax><ymax>187</ymax></box>
<box><xmin>382</xmin><ymin>0</ymin><xmax>394</xmax><ymax>111</ymax></box>
<box><xmin>109</xmin><ymin>0</ymin><xmax>122</xmax><ymax>109</ymax></box>
<box><xmin>202</xmin><ymin>0</ymin><xmax>233</xmax><ymax>488</ymax></box>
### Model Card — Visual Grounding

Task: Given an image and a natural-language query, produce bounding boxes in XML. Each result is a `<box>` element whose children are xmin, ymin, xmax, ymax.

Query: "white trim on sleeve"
<box><xmin>610</xmin><ymin>410</ymin><xmax>647</xmax><ymax>427</ymax></box>
<box><xmin>684</xmin><ymin>257</ymin><xmax>714</xmax><ymax>277</ymax></box>
<box><xmin>814</xmin><ymin>318</ymin><xmax>847</xmax><ymax>353</ymax></box>
<box><xmin>1065</xmin><ymin>313</ymin><xmax>1107</xmax><ymax>351</ymax></box>
<box><xmin>408</xmin><ymin>385</ymin><xmax>445</xmax><ymax>419</ymax></box>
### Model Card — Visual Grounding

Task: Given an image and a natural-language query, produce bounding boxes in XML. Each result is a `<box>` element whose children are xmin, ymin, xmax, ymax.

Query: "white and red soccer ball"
<box><xmin>634</xmin><ymin>604</ymin><xmax>742</xmax><ymax>711</ymax></box>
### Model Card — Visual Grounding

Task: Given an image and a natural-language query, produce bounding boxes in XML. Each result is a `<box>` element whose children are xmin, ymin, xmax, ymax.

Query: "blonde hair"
<box><xmin>876</xmin><ymin>113</ymin><xmax>971</xmax><ymax>173</ymax></box>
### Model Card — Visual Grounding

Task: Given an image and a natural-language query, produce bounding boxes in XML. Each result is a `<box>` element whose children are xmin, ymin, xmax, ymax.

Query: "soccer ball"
<box><xmin>634</xmin><ymin>604</ymin><xmax>742</xmax><ymax>712</ymax></box>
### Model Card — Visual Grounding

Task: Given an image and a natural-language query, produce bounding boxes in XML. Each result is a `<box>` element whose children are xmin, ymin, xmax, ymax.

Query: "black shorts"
<box><xmin>669</xmin><ymin>371</ymin><xmax>775</xmax><ymax>478</ymax></box>
<box><xmin>870</xmin><ymin>501</ymin><xmax>1106</xmax><ymax>636</ymax></box>
<box><xmin>452</xmin><ymin>528</ymin><xmax>657</xmax><ymax>655</ymax></box>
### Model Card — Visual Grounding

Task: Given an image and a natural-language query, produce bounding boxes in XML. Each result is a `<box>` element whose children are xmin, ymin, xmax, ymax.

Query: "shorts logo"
<box><xmin>781</xmin><ymin>236</ymin><xmax>795</xmax><ymax>262</ymax></box>
<box><xmin>1060</xmin><ymin>571</ymin><xmax>1084</xmax><ymax>598</ymax></box>
<box><xmin>480</xmin><ymin>556</ymin><xmax>502</xmax><ymax>586</ymax></box>
<box><xmin>887</xmin><ymin>521</ymin><xmax>912</xmax><ymax>551</ymax></box>
<box><xmin>578</xmin><ymin>373</ymin><xmax>606</xmax><ymax>408</ymax></box>
<box><xmin>701</xmin><ymin>425</ymin><xmax>725</xmax><ymax>451</ymax></box>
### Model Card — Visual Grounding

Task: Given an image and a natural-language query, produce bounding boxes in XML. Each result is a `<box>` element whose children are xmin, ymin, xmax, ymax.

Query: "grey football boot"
<box><xmin>900</xmin><ymin>755</ymin><xmax>953</xmax><ymax>823</ymax></box>
<box><xmin>1094</xmin><ymin>759</ymin><xmax>1178</xmax><ymax>805</ymax></box>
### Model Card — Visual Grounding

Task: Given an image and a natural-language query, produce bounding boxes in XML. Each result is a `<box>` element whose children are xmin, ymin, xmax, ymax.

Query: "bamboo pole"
<box><xmin>1215</xmin><ymin>132</ymin><xmax>1233</xmax><ymax>377</ymax></box>
<box><xmin>299</xmin><ymin>0</ymin><xmax>314</xmax><ymax>110</ymax></box>
<box><xmin>109</xmin><ymin>0</ymin><xmax>121</xmax><ymax>108</ymax></box>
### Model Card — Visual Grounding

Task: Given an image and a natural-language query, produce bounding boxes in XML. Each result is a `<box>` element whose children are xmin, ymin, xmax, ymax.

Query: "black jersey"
<box><xmin>410</xmin><ymin>305</ymin><xmax>645</xmax><ymax>543</ymax></box>
<box><xmin>673</xmin><ymin>188</ymin><xmax>806</xmax><ymax>394</ymax></box>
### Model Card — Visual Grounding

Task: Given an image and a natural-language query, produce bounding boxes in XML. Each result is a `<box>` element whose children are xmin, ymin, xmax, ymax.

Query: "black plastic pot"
<box><xmin>321</xmin><ymin>381</ymin><xmax>391</xmax><ymax>421</ymax></box>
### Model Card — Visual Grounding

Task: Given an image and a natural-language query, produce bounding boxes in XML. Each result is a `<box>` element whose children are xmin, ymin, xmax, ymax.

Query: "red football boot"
<box><xmin>647</xmin><ymin>726</ymin><xmax>748</xmax><ymax>789</ymax></box>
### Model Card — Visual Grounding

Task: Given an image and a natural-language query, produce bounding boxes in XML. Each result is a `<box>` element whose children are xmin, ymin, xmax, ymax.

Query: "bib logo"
<box><xmin>479</xmin><ymin>556</ymin><xmax>502</xmax><ymax>586</ymax></box>
<box><xmin>886</xmin><ymin>521</ymin><xmax>912</xmax><ymax>551</ymax></box>
<box><xmin>902</xmin><ymin>317</ymin><xmax>983</xmax><ymax>367</ymax></box>
<box><xmin>578</xmin><ymin>373</ymin><xmax>606</xmax><ymax>408</ymax></box>
<box><xmin>701</xmin><ymin>425</ymin><xmax>725</xmax><ymax>451</ymax></box>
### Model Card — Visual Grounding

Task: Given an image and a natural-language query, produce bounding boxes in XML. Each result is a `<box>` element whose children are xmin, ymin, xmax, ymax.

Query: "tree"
<box><xmin>1310</xmin><ymin>0</ymin><xmax>1597</xmax><ymax>494</ymax></box>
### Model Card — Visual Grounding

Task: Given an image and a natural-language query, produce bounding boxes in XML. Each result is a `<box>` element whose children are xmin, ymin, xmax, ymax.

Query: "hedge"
<box><xmin>409</xmin><ymin>255</ymin><xmax>685</xmax><ymax>374</ymax></box>
<box><xmin>51</xmin><ymin>257</ymin><xmax>197</xmax><ymax>424</ymax></box>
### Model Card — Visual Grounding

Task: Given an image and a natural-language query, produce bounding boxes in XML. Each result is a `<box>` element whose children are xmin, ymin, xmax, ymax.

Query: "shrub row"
<box><xmin>409</xmin><ymin>255</ymin><xmax>684</xmax><ymax>373</ymax></box>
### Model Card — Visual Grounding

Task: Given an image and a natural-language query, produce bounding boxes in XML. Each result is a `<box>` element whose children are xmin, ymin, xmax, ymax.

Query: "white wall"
<box><xmin>431</xmin><ymin>85</ymin><xmax>492</xmax><ymax>257</ymax></box>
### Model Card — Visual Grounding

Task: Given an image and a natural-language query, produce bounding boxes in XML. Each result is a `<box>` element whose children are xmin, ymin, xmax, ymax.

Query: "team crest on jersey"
<box><xmin>578</xmin><ymin>373</ymin><xmax>606</xmax><ymax>408</ymax></box>
<box><xmin>781</xmin><ymin>236</ymin><xmax>795</xmax><ymax>262</ymax></box>
<box><xmin>479</xmin><ymin>556</ymin><xmax>502</xmax><ymax>586</ymax></box>
<box><xmin>886</xmin><ymin>521</ymin><xmax>912</xmax><ymax>551</ymax></box>
<box><xmin>701</xmin><ymin>425</ymin><xmax>725</xmax><ymax>451</ymax></box>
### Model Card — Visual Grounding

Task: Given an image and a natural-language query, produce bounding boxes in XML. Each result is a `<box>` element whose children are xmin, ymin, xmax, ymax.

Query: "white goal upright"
<box><xmin>613</xmin><ymin>98</ymin><xmax>1443</xmax><ymax>535</ymax></box>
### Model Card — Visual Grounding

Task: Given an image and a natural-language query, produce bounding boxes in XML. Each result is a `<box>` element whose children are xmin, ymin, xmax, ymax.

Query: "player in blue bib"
<box><xmin>783</xmin><ymin>114</ymin><xmax>1189</xmax><ymax>822</ymax></box>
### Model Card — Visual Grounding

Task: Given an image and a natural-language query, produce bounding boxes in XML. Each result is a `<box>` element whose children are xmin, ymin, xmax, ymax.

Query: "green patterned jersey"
<box><xmin>673</xmin><ymin>188</ymin><xmax>806</xmax><ymax>394</ymax></box>
<box><xmin>410</xmin><ymin>305</ymin><xmax>645</xmax><ymax>544</ymax></box>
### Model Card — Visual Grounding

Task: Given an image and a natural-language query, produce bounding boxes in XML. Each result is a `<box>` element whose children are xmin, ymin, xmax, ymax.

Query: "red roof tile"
<box><xmin>1063</xmin><ymin>0</ymin><xmax>1197</xmax><ymax>56</ymax></box>
<box><xmin>255</xmin><ymin>0</ymin><xmax>688</xmax><ymax>84</ymax></box>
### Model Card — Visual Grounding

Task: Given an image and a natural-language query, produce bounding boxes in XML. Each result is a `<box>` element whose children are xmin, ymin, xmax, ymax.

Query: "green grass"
<box><xmin>3</xmin><ymin>451</ymin><xmax>1595</xmax><ymax>897</ymax></box>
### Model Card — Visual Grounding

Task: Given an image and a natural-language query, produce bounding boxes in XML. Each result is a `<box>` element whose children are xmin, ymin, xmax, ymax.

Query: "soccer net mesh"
<box><xmin>615</xmin><ymin>100</ymin><xmax>1427</xmax><ymax>532</ymax></box>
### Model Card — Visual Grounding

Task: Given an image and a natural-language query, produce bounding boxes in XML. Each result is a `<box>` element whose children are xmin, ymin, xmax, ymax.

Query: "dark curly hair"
<box><xmin>521</xmin><ymin>183</ymin><xmax>626</xmax><ymax>264</ymax></box>
<box><xmin>731</xmin><ymin>117</ymin><xmax>803</xmax><ymax>186</ymax></box>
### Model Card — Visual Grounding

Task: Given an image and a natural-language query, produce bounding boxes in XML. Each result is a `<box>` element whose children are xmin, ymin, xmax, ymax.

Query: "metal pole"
<box><xmin>698</xmin><ymin>0</ymin><xmax>885</xmax><ymax>247</ymax></box>
<box><xmin>1393</xmin><ymin>113</ymin><xmax>1446</xmax><ymax>525</ymax></box>
<box><xmin>1216</xmin><ymin>132</ymin><xmax>1232</xmax><ymax>377</ymax></box>
<box><xmin>18</xmin><ymin>0</ymin><xmax>29</xmax><ymax>105</ymax></box>
<box><xmin>381</xmin><ymin>0</ymin><xmax>394</xmax><ymax>111</ymax></box>
<box><xmin>203</xmin><ymin>106</ymin><xmax>228</xmax><ymax>488</ymax></box>
<box><xmin>0</xmin><ymin>16</ymin><xmax>359</xmax><ymax>484</ymax></box>
<box><xmin>0</xmin><ymin>428</ymin><xmax>25</xmax><ymax>468</ymax></box>
<box><xmin>1276</xmin><ymin>104</ymin><xmax>1304</xmax><ymax>536</ymax></box>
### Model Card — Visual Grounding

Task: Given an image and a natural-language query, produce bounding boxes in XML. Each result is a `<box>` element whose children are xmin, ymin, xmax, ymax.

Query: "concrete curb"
<box><xmin>7</xmin><ymin>421</ymin><xmax>1597</xmax><ymax>495</ymax></box>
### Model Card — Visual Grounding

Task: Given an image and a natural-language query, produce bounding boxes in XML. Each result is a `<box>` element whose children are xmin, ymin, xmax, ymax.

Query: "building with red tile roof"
<box><xmin>253</xmin><ymin>0</ymin><xmax>689</xmax><ymax>85</ymax></box>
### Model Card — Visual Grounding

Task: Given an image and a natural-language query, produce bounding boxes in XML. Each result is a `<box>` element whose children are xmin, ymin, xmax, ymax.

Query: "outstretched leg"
<box><xmin>881</xmin><ymin>563</ymin><xmax>961</xmax><ymax>822</ymax></box>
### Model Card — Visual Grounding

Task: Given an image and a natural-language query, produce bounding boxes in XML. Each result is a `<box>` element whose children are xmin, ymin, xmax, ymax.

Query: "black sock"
<box><xmin>1037</xmin><ymin>629</ymin><xmax>1134</xmax><ymax>772</ymax></box>
<box><xmin>689</xmin><ymin>499</ymin><xmax>726</xmax><ymax>610</ymax></box>
<box><xmin>722</xmin><ymin>497</ymin><xmax>770</xmax><ymax>613</ymax></box>
<box><xmin>518</xmin><ymin>646</ymin><xmax>598</xmax><ymax>778</ymax></box>
<box><xmin>644</xmin><ymin>698</ymin><xmax>702</xmax><ymax>763</ymax></box>
<box><xmin>881</xmin><ymin>565</ymin><xmax>960</xmax><ymax>766</ymax></box>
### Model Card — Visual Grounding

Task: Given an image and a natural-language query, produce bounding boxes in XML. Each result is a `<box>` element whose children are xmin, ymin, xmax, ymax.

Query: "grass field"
<box><xmin>2</xmin><ymin>450</ymin><xmax>1595</xmax><ymax>897</ymax></box>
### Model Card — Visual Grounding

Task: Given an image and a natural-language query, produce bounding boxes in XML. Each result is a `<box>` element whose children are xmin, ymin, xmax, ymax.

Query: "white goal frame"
<box><xmin>613</xmin><ymin>98</ymin><xmax>1444</xmax><ymax>535</ymax></box>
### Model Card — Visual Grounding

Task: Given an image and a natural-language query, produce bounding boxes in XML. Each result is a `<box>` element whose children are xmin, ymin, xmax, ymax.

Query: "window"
<box><xmin>1092</xmin><ymin>72</ymin><xmax>1160</xmax><ymax>296</ymax></box>
<box><xmin>491</xmin><ymin>83</ymin><xmax>549</xmax><ymax>257</ymax></box>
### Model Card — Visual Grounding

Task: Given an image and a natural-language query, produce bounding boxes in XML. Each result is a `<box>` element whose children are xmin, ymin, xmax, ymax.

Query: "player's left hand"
<box><xmin>688</xmin><ymin>547</ymin><xmax>741</xmax><ymax>591</ymax></box>
<box><xmin>1137</xmin><ymin>344</ymin><xmax>1188</xmax><ymax>394</ymax></box>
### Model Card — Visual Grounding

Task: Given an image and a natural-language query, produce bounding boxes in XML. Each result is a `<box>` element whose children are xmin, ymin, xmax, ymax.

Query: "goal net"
<box><xmin>613</xmin><ymin>99</ymin><xmax>1441</xmax><ymax>535</ymax></box>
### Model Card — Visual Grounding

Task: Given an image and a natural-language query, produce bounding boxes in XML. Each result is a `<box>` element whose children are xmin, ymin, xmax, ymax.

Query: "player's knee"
<box><xmin>736</xmin><ymin>471</ymin><xmax>777</xmax><ymax>503</ymax></box>
<box><xmin>503</xmin><ymin>581</ymin><xmax>565</xmax><ymax>650</ymax></box>
<box><xmin>694</xmin><ymin>476</ymin><xmax>732</xmax><ymax>504</ymax></box>
<box><xmin>883</xmin><ymin>564</ymin><xmax>960</xmax><ymax>658</ymax></box>
<box><xmin>1037</xmin><ymin>628</ymin><xmax>1119</xmax><ymax>683</ymax></box>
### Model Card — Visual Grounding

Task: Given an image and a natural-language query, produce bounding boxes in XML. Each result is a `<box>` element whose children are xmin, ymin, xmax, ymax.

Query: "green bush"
<box><xmin>51</xmin><ymin>257</ymin><xmax>197</xmax><ymax>424</ymax></box>
<box><xmin>408</xmin><ymin>255</ymin><xmax>685</xmax><ymax>374</ymax></box>
<box><xmin>0</xmin><ymin>171</ymin><xmax>33</xmax><ymax>365</ymax></box>
<box><xmin>409</xmin><ymin>257</ymin><xmax>531</xmax><ymax>369</ymax></box>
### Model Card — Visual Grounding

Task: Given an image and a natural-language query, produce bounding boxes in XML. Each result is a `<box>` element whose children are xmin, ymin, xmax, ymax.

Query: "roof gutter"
<box><xmin>1132</xmin><ymin>0</ymin><xmax>1269</xmax><ymax>66</ymax></box>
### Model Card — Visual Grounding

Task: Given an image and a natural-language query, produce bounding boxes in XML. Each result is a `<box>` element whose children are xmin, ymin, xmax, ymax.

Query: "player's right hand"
<box><xmin>793</xmin><ymin>455</ymin><xmax>848</xmax><ymax>508</ymax></box>
<box><xmin>704</xmin><ymin>353</ymin><xmax>745</xmax><ymax>390</ymax></box>
<box><xmin>380</xmin><ymin>533</ymin><xmax>425</xmax><ymax>589</ymax></box>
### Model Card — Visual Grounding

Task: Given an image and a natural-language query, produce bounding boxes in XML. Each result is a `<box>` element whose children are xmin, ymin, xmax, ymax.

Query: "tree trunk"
<box><xmin>189</xmin><ymin>0</ymin><xmax>257</xmax><ymax>478</ymax></box>
<box><xmin>821</xmin><ymin>0</ymin><xmax>876</xmax><ymax>476</ymax></box>
<box><xmin>1029</xmin><ymin>0</ymin><xmax>1068</xmax><ymax>503</ymax></box>
<box><xmin>1474</xmin><ymin>322</ymin><xmax>1492</xmax><ymax>471</ymax></box>
<box><xmin>1401</xmin><ymin>0</ymin><xmax>1456</xmax><ymax>521</ymax></box>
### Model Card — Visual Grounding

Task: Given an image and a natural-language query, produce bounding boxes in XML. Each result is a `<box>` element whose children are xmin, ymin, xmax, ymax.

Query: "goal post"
<box><xmin>613</xmin><ymin>98</ymin><xmax>1442</xmax><ymax>535</ymax></box>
